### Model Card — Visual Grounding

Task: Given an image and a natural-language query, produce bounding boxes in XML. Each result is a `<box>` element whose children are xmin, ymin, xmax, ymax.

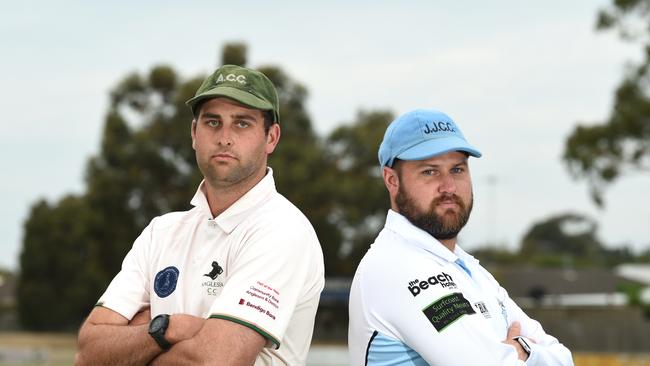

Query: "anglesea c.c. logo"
<box><xmin>154</xmin><ymin>266</ymin><xmax>179</xmax><ymax>298</ymax></box>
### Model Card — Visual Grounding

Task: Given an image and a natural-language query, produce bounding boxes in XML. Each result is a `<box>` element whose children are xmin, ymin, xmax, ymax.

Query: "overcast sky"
<box><xmin>1</xmin><ymin>0</ymin><xmax>648</xmax><ymax>271</ymax></box>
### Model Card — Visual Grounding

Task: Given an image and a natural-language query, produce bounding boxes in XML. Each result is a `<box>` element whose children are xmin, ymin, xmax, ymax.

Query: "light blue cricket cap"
<box><xmin>378</xmin><ymin>109</ymin><xmax>482</xmax><ymax>168</ymax></box>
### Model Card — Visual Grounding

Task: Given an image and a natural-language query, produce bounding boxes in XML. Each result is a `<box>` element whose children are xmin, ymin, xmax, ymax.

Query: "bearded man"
<box><xmin>347</xmin><ymin>109</ymin><xmax>573</xmax><ymax>366</ymax></box>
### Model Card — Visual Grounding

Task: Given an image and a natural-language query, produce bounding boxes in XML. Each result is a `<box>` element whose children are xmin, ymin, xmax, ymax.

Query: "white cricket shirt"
<box><xmin>98</xmin><ymin>168</ymin><xmax>324</xmax><ymax>365</ymax></box>
<box><xmin>348</xmin><ymin>210</ymin><xmax>574</xmax><ymax>366</ymax></box>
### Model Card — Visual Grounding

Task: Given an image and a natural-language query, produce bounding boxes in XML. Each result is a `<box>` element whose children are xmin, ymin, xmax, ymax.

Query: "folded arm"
<box><xmin>75</xmin><ymin>306</ymin><xmax>162</xmax><ymax>366</ymax></box>
<box><xmin>75</xmin><ymin>307</ymin><xmax>206</xmax><ymax>366</ymax></box>
<box><xmin>150</xmin><ymin>317</ymin><xmax>266</xmax><ymax>366</ymax></box>
<box><xmin>504</xmin><ymin>295</ymin><xmax>574</xmax><ymax>366</ymax></box>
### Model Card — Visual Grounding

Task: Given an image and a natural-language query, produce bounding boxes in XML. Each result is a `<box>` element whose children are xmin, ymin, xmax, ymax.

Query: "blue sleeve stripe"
<box><xmin>365</xmin><ymin>331</ymin><xmax>428</xmax><ymax>366</ymax></box>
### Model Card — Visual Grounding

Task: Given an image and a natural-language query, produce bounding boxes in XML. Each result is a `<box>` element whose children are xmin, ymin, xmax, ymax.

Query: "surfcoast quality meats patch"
<box><xmin>422</xmin><ymin>292</ymin><xmax>475</xmax><ymax>332</ymax></box>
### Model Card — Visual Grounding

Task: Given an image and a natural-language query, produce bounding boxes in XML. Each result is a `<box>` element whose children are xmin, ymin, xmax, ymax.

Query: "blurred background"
<box><xmin>1</xmin><ymin>0</ymin><xmax>650</xmax><ymax>365</ymax></box>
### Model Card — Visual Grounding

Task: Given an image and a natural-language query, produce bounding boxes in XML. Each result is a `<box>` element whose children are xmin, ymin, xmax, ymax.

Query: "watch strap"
<box><xmin>513</xmin><ymin>336</ymin><xmax>531</xmax><ymax>356</ymax></box>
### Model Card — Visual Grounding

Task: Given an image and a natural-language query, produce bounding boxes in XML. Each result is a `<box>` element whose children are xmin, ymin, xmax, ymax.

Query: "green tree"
<box><xmin>17</xmin><ymin>42</ymin><xmax>394</xmax><ymax>329</ymax></box>
<box><xmin>261</xmin><ymin>66</ymin><xmax>345</xmax><ymax>275</ymax></box>
<box><xmin>325</xmin><ymin>110</ymin><xmax>393</xmax><ymax>274</ymax></box>
<box><xmin>17</xmin><ymin>197</ymin><xmax>106</xmax><ymax>330</ymax></box>
<box><xmin>563</xmin><ymin>0</ymin><xmax>650</xmax><ymax>206</ymax></box>
<box><xmin>469</xmin><ymin>246</ymin><xmax>520</xmax><ymax>266</ymax></box>
<box><xmin>518</xmin><ymin>212</ymin><xmax>635</xmax><ymax>267</ymax></box>
<box><xmin>221</xmin><ymin>42</ymin><xmax>248</xmax><ymax>66</ymax></box>
<box><xmin>18</xmin><ymin>62</ymin><xmax>201</xmax><ymax>329</ymax></box>
<box><xmin>17</xmin><ymin>45</ymin><xmax>257</xmax><ymax>329</ymax></box>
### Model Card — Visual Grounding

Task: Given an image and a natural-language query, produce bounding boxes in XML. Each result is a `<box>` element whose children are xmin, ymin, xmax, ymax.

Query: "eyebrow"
<box><xmin>199</xmin><ymin>112</ymin><xmax>259</xmax><ymax>122</ymax></box>
<box><xmin>415</xmin><ymin>157</ymin><xmax>468</xmax><ymax>168</ymax></box>
<box><xmin>454</xmin><ymin>158</ymin><xmax>469</xmax><ymax>166</ymax></box>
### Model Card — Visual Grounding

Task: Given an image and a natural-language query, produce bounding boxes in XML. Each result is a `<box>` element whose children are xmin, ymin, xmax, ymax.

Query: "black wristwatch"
<box><xmin>513</xmin><ymin>336</ymin><xmax>532</xmax><ymax>357</ymax></box>
<box><xmin>148</xmin><ymin>314</ymin><xmax>172</xmax><ymax>350</ymax></box>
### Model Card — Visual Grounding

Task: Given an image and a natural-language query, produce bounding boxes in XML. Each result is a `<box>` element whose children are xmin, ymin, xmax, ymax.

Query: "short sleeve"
<box><xmin>96</xmin><ymin>219</ymin><xmax>154</xmax><ymax>320</ymax></box>
<box><xmin>208</xmin><ymin>218</ymin><xmax>322</xmax><ymax>349</ymax></box>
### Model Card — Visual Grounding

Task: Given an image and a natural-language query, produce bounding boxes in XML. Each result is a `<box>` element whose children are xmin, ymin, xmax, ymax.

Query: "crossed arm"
<box><xmin>75</xmin><ymin>306</ymin><xmax>265</xmax><ymax>365</ymax></box>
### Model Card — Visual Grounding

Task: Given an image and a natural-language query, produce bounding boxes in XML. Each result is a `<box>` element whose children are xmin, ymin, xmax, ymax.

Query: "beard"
<box><xmin>395</xmin><ymin>186</ymin><xmax>473</xmax><ymax>240</ymax></box>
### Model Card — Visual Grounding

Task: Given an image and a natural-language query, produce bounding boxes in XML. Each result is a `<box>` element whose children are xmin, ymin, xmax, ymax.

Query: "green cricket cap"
<box><xmin>186</xmin><ymin>64</ymin><xmax>280</xmax><ymax>123</ymax></box>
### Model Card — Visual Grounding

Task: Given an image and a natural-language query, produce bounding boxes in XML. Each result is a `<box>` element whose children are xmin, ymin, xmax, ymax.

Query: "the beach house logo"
<box><xmin>407</xmin><ymin>272</ymin><xmax>457</xmax><ymax>297</ymax></box>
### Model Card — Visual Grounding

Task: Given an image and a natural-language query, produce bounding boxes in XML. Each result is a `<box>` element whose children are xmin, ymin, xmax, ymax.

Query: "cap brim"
<box><xmin>186</xmin><ymin>86</ymin><xmax>274</xmax><ymax>113</ymax></box>
<box><xmin>397</xmin><ymin>136</ymin><xmax>482</xmax><ymax>161</ymax></box>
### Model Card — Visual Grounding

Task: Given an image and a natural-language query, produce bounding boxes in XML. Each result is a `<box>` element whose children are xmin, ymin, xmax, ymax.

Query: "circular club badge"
<box><xmin>154</xmin><ymin>266</ymin><xmax>179</xmax><ymax>298</ymax></box>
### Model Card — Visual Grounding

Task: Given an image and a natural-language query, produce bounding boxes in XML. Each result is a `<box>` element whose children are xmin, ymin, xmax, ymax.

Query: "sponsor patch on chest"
<box><xmin>422</xmin><ymin>292</ymin><xmax>476</xmax><ymax>332</ymax></box>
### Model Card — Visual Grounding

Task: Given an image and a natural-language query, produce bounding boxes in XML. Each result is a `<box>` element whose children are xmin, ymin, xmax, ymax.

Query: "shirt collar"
<box><xmin>453</xmin><ymin>244</ymin><xmax>478</xmax><ymax>267</ymax></box>
<box><xmin>384</xmin><ymin>209</ymin><xmax>473</xmax><ymax>265</ymax></box>
<box><xmin>190</xmin><ymin>167</ymin><xmax>276</xmax><ymax>234</ymax></box>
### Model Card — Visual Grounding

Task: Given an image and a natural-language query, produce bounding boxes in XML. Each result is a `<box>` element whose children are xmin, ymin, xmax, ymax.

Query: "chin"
<box><xmin>438</xmin><ymin>209</ymin><xmax>459</xmax><ymax>217</ymax></box>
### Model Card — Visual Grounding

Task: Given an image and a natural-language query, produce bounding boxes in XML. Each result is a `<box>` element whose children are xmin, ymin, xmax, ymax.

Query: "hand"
<box><xmin>129</xmin><ymin>308</ymin><xmax>151</xmax><ymax>326</ymax></box>
<box><xmin>166</xmin><ymin>314</ymin><xmax>206</xmax><ymax>344</ymax></box>
<box><xmin>502</xmin><ymin>321</ymin><xmax>533</xmax><ymax>361</ymax></box>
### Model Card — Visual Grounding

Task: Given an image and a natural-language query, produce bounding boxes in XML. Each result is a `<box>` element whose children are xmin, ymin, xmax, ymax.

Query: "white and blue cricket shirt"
<box><xmin>348</xmin><ymin>210</ymin><xmax>574</xmax><ymax>366</ymax></box>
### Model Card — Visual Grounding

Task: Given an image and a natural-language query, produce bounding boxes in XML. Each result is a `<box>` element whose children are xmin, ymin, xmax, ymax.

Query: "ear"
<box><xmin>190</xmin><ymin>120</ymin><xmax>197</xmax><ymax>150</ymax></box>
<box><xmin>382</xmin><ymin>166</ymin><xmax>400</xmax><ymax>198</ymax></box>
<box><xmin>265</xmin><ymin>123</ymin><xmax>281</xmax><ymax>155</ymax></box>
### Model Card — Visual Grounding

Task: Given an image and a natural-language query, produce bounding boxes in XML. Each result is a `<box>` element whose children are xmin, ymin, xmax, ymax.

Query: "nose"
<box><xmin>438</xmin><ymin>173</ymin><xmax>457</xmax><ymax>194</ymax></box>
<box><xmin>216</xmin><ymin>128</ymin><xmax>233</xmax><ymax>146</ymax></box>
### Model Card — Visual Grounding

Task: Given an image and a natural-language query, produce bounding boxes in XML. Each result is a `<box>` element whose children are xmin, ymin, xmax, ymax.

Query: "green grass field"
<box><xmin>0</xmin><ymin>332</ymin><xmax>76</xmax><ymax>366</ymax></box>
<box><xmin>1</xmin><ymin>332</ymin><xmax>650</xmax><ymax>366</ymax></box>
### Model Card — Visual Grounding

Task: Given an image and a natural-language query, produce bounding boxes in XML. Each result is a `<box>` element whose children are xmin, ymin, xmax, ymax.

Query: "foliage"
<box><xmin>618</xmin><ymin>281</ymin><xmax>644</xmax><ymax>306</ymax></box>
<box><xmin>595</xmin><ymin>0</ymin><xmax>650</xmax><ymax>42</ymax></box>
<box><xmin>563</xmin><ymin>0</ymin><xmax>650</xmax><ymax>206</ymax></box>
<box><xmin>221</xmin><ymin>42</ymin><xmax>248</xmax><ymax>66</ymax></box>
<box><xmin>17</xmin><ymin>43</ymin><xmax>391</xmax><ymax>329</ymax></box>
<box><xmin>262</xmin><ymin>64</ymin><xmax>346</xmax><ymax>275</ymax></box>
<box><xmin>469</xmin><ymin>246</ymin><xmax>520</xmax><ymax>266</ymax></box>
<box><xmin>325</xmin><ymin>111</ymin><xmax>393</xmax><ymax>274</ymax></box>
<box><xmin>517</xmin><ymin>212</ymin><xmax>636</xmax><ymax>268</ymax></box>
<box><xmin>17</xmin><ymin>197</ymin><xmax>106</xmax><ymax>330</ymax></box>
<box><xmin>470</xmin><ymin>212</ymin><xmax>639</xmax><ymax>268</ymax></box>
<box><xmin>0</xmin><ymin>268</ymin><xmax>16</xmax><ymax>317</ymax></box>
<box><xmin>18</xmin><ymin>61</ymin><xmax>201</xmax><ymax>329</ymax></box>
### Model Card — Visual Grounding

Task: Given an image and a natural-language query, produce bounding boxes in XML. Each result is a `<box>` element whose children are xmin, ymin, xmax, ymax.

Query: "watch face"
<box><xmin>151</xmin><ymin>317</ymin><xmax>162</xmax><ymax>331</ymax></box>
<box><xmin>150</xmin><ymin>314</ymin><xmax>168</xmax><ymax>333</ymax></box>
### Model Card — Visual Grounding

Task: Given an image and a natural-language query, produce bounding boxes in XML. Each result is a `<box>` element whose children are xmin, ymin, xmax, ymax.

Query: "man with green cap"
<box><xmin>76</xmin><ymin>65</ymin><xmax>325</xmax><ymax>365</ymax></box>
